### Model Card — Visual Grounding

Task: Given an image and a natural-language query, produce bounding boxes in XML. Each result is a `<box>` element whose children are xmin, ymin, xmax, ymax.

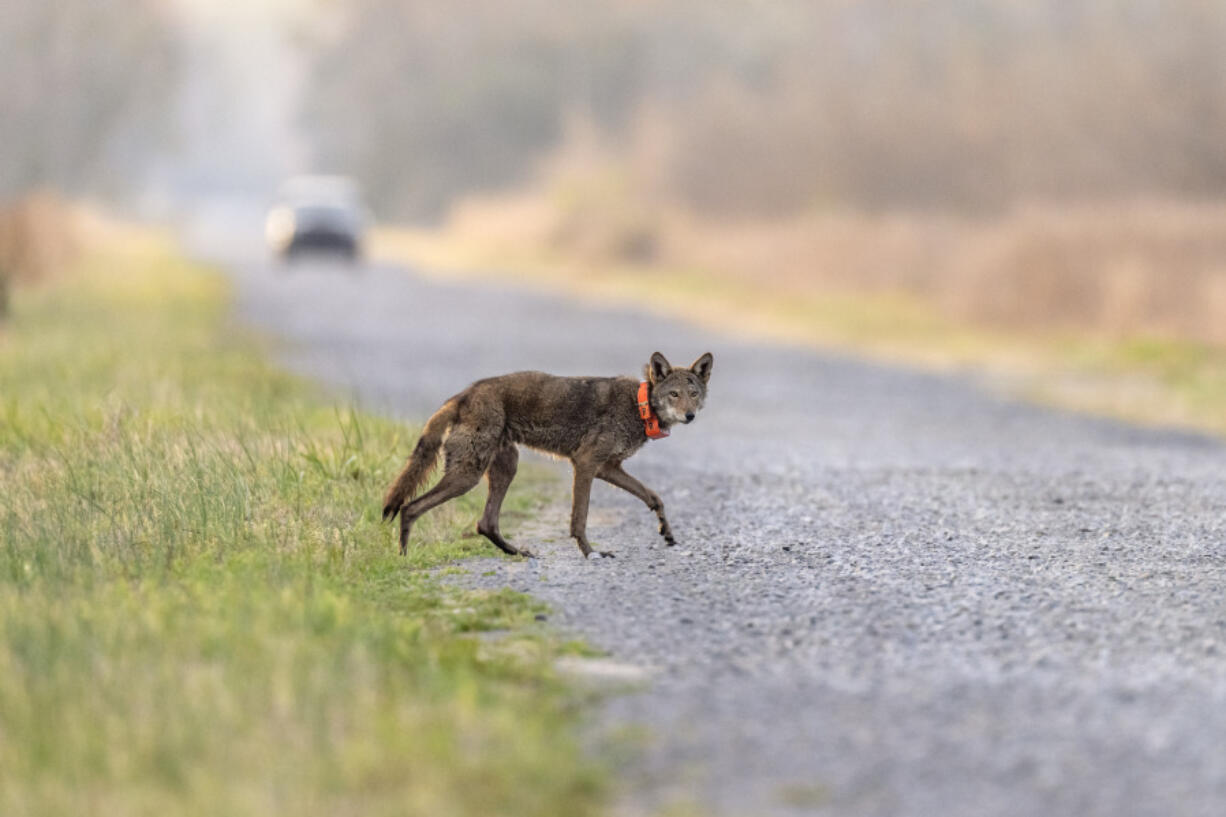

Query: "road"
<box><xmin>214</xmin><ymin>241</ymin><xmax>1226</xmax><ymax>816</ymax></box>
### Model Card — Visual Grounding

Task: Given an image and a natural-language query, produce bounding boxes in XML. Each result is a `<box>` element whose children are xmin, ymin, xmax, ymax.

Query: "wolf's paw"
<box><xmin>658</xmin><ymin>523</ymin><xmax>676</xmax><ymax>546</ymax></box>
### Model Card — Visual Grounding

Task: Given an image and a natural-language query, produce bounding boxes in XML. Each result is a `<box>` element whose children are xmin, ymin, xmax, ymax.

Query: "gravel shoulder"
<box><xmin>223</xmin><ymin>253</ymin><xmax>1226</xmax><ymax>817</ymax></box>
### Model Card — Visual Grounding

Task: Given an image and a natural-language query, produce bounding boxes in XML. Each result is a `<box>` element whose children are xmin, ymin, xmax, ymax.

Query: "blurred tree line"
<box><xmin>3</xmin><ymin>0</ymin><xmax>1225</xmax><ymax>223</ymax></box>
<box><xmin>304</xmin><ymin>0</ymin><xmax>1226</xmax><ymax>221</ymax></box>
<box><xmin>0</xmin><ymin>0</ymin><xmax>178</xmax><ymax>203</ymax></box>
<box><xmin>0</xmin><ymin>0</ymin><xmax>176</xmax><ymax>317</ymax></box>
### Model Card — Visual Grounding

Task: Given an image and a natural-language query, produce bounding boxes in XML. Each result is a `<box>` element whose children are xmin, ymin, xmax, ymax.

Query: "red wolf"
<box><xmin>382</xmin><ymin>351</ymin><xmax>713</xmax><ymax>558</ymax></box>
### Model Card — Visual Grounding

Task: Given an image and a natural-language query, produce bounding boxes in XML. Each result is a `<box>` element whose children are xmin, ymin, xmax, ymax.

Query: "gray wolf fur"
<box><xmin>382</xmin><ymin>351</ymin><xmax>713</xmax><ymax>558</ymax></box>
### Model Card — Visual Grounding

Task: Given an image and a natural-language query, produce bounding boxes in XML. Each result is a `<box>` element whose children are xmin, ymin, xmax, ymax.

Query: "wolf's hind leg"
<box><xmin>477</xmin><ymin>444</ymin><xmax>532</xmax><ymax>557</ymax></box>
<box><xmin>597</xmin><ymin>463</ymin><xmax>677</xmax><ymax>546</ymax></box>
<box><xmin>397</xmin><ymin>462</ymin><xmax>483</xmax><ymax>555</ymax></box>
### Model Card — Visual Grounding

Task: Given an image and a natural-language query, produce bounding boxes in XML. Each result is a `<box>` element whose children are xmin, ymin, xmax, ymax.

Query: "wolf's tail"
<box><xmin>382</xmin><ymin>398</ymin><xmax>460</xmax><ymax>521</ymax></box>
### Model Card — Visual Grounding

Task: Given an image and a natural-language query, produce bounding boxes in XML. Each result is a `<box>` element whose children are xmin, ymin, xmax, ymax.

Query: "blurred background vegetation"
<box><xmin>7</xmin><ymin>0</ymin><xmax>1226</xmax><ymax>352</ymax></box>
<box><xmin>7</xmin><ymin>0</ymin><xmax>1226</xmax><ymax>218</ymax></box>
<box><xmin>306</xmin><ymin>0</ymin><xmax>1226</xmax><ymax>221</ymax></box>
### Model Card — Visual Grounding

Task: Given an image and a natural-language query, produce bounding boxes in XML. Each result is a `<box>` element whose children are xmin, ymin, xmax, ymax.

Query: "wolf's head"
<box><xmin>645</xmin><ymin>351</ymin><xmax>713</xmax><ymax>426</ymax></box>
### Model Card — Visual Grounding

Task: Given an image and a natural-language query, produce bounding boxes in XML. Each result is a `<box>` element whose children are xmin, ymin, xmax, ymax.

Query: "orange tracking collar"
<box><xmin>637</xmin><ymin>381</ymin><xmax>670</xmax><ymax>439</ymax></box>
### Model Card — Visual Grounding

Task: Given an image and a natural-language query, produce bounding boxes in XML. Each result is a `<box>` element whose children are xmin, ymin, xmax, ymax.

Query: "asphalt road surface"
<box><xmin>212</xmin><ymin>239</ymin><xmax>1226</xmax><ymax>817</ymax></box>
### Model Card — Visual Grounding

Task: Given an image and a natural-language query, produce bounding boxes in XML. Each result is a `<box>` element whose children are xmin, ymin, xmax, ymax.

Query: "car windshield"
<box><xmin>294</xmin><ymin>203</ymin><xmax>355</xmax><ymax>223</ymax></box>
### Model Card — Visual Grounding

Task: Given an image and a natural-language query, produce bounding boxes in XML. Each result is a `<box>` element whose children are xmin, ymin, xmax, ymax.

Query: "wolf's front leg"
<box><xmin>651</xmin><ymin>493</ymin><xmax>677</xmax><ymax>547</ymax></box>
<box><xmin>571</xmin><ymin>462</ymin><xmax>614</xmax><ymax>558</ymax></box>
<box><xmin>597</xmin><ymin>463</ymin><xmax>676</xmax><ymax>546</ymax></box>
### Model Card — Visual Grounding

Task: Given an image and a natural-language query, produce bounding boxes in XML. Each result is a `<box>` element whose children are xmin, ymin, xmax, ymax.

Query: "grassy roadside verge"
<box><xmin>0</xmin><ymin>230</ymin><xmax>604</xmax><ymax>816</ymax></box>
<box><xmin>373</xmin><ymin>226</ymin><xmax>1226</xmax><ymax>437</ymax></box>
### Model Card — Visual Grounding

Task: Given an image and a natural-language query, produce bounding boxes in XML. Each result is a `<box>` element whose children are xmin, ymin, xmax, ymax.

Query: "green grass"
<box><xmin>0</xmin><ymin>235</ymin><xmax>605</xmax><ymax>817</ymax></box>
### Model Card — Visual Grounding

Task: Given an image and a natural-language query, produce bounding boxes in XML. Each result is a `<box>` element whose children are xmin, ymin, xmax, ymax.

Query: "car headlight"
<box><xmin>265</xmin><ymin>206</ymin><xmax>296</xmax><ymax>246</ymax></box>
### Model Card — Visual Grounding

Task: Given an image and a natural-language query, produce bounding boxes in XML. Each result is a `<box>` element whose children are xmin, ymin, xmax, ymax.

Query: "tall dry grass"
<box><xmin>676</xmin><ymin>201</ymin><xmax>1226</xmax><ymax>345</ymax></box>
<box><xmin>0</xmin><ymin>193</ymin><xmax>82</xmax><ymax>319</ymax></box>
<box><xmin>437</xmin><ymin>174</ymin><xmax>1226</xmax><ymax>347</ymax></box>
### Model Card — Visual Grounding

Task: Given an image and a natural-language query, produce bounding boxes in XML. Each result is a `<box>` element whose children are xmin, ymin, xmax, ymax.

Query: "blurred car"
<box><xmin>265</xmin><ymin>176</ymin><xmax>369</xmax><ymax>264</ymax></box>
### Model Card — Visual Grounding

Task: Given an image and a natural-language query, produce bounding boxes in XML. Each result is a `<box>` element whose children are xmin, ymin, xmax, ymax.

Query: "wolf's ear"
<box><xmin>646</xmin><ymin>351</ymin><xmax>672</xmax><ymax>384</ymax></box>
<box><xmin>690</xmin><ymin>352</ymin><xmax>713</xmax><ymax>384</ymax></box>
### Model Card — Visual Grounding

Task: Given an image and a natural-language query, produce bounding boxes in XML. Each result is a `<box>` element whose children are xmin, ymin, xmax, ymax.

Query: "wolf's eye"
<box><xmin>669</xmin><ymin>390</ymin><xmax>679</xmax><ymax>398</ymax></box>
<box><xmin>689</xmin><ymin>391</ymin><xmax>698</xmax><ymax>398</ymax></box>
